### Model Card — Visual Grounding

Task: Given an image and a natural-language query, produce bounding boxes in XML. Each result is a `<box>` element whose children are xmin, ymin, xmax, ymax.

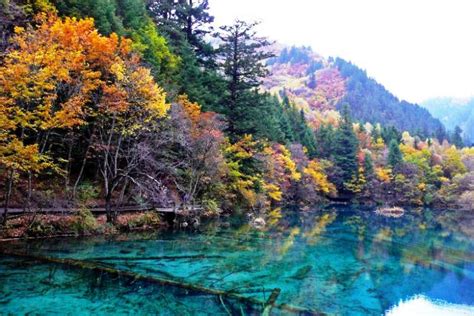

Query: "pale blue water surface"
<box><xmin>1</xmin><ymin>206</ymin><xmax>474</xmax><ymax>315</ymax></box>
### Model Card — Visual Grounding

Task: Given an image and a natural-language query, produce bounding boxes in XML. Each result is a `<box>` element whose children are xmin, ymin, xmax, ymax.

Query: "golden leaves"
<box><xmin>0</xmin><ymin>13</ymin><xmax>168</xmax><ymax>174</ymax></box>
<box><xmin>304</xmin><ymin>160</ymin><xmax>336</xmax><ymax>194</ymax></box>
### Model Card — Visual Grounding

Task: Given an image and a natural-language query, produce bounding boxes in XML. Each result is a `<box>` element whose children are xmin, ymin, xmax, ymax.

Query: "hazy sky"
<box><xmin>209</xmin><ymin>0</ymin><xmax>474</xmax><ymax>104</ymax></box>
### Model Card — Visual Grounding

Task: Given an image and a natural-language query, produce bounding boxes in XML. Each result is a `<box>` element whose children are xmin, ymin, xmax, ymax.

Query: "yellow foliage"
<box><xmin>376</xmin><ymin>167</ymin><xmax>392</xmax><ymax>183</ymax></box>
<box><xmin>304</xmin><ymin>213</ymin><xmax>336</xmax><ymax>244</ymax></box>
<box><xmin>279</xmin><ymin>227</ymin><xmax>300</xmax><ymax>256</ymax></box>
<box><xmin>277</xmin><ymin>144</ymin><xmax>301</xmax><ymax>181</ymax></box>
<box><xmin>417</xmin><ymin>182</ymin><xmax>426</xmax><ymax>191</ymax></box>
<box><xmin>442</xmin><ymin>146</ymin><xmax>467</xmax><ymax>177</ymax></box>
<box><xmin>372</xmin><ymin>137</ymin><xmax>385</xmax><ymax>151</ymax></box>
<box><xmin>304</xmin><ymin>160</ymin><xmax>336</xmax><ymax>194</ymax></box>
<box><xmin>0</xmin><ymin>13</ymin><xmax>168</xmax><ymax>175</ymax></box>
<box><xmin>224</xmin><ymin>136</ymin><xmax>263</xmax><ymax>208</ymax></box>
<box><xmin>0</xmin><ymin>138</ymin><xmax>54</xmax><ymax>173</ymax></box>
<box><xmin>177</xmin><ymin>95</ymin><xmax>201</xmax><ymax>123</ymax></box>
<box><xmin>225</xmin><ymin>135</ymin><xmax>257</xmax><ymax>160</ymax></box>
<box><xmin>264</xmin><ymin>183</ymin><xmax>283</xmax><ymax>202</ymax></box>
<box><xmin>267</xmin><ymin>208</ymin><xmax>283</xmax><ymax>227</ymax></box>
<box><xmin>345</xmin><ymin>166</ymin><xmax>367</xmax><ymax>193</ymax></box>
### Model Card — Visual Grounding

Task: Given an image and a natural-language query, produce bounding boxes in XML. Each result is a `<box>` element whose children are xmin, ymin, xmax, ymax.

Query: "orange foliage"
<box><xmin>0</xmin><ymin>13</ymin><xmax>168</xmax><ymax>174</ymax></box>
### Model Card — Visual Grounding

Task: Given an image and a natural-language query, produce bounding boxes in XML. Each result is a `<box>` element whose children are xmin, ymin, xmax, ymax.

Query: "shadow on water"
<box><xmin>1</xmin><ymin>205</ymin><xmax>474</xmax><ymax>315</ymax></box>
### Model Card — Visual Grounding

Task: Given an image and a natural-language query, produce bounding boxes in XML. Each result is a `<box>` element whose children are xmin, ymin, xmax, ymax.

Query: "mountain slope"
<box><xmin>264</xmin><ymin>46</ymin><xmax>446</xmax><ymax>138</ymax></box>
<box><xmin>422</xmin><ymin>97</ymin><xmax>474</xmax><ymax>144</ymax></box>
<box><xmin>334</xmin><ymin>58</ymin><xmax>445</xmax><ymax>137</ymax></box>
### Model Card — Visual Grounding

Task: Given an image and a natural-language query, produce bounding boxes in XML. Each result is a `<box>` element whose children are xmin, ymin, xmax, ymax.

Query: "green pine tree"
<box><xmin>331</xmin><ymin>105</ymin><xmax>359</xmax><ymax>190</ymax></box>
<box><xmin>388</xmin><ymin>139</ymin><xmax>403</xmax><ymax>168</ymax></box>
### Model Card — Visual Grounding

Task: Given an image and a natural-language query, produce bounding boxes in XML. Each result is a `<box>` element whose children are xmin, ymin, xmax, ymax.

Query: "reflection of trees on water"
<box><xmin>2</xmin><ymin>207</ymin><xmax>474</xmax><ymax>314</ymax></box>
<box><xmin>339</xmin><ymin>208</ymin><xmax>474</xmax><ymax>311</ymax></box>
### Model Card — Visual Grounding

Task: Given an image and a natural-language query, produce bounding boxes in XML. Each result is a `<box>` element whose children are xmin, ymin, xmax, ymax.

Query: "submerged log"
<box><xmin>0</xmin><ymin>249</ymin><xmax>325</xmax><ymax>315</ymax></box>
<box><xmin>262</xmin><ymin>288</ymin><xmax>281</xmax><ymax>316</ymax></box>
<box><xmin>86</xmin><ymin>254</ymin><xmax>225</xmax><ymax>261</ymax></box>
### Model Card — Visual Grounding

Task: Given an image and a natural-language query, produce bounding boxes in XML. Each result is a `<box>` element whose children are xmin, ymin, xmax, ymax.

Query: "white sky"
<box><xmin>209</xmin><ymin>0</ymin><xmax>474</xmax><ymax>104</ymax></box>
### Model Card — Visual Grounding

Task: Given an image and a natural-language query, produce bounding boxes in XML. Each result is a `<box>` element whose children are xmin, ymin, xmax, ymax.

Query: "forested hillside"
<box><xmin>334</xmin><ymin>58</ymin><xmax>446</xmax><ymax>138</ymax></box>
<box><xmin>423</xmin><ymin>97</ymin><xmax>474</xmax><ymax>146</ymax></box>
<box><xmin>1</xmin><ymin>0</ymin><xmax>474</xmax><ymax>237</ymax></box>
<box><xmin>265</xmin><ymin>46</ymin><xmax>447</xmax><ymax>139</ymax></box>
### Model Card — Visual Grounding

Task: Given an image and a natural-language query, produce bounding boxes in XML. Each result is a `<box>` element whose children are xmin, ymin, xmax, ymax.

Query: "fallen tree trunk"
<box><xmin>263</xmin><ymin>288</ymin><xmax>281</xmax><ymax>316</ymax></box>
<box><xmin>87</xmin><ymin>254</ymin><xmax>225</xmax><ymax>261</ymax></box>
<box><xmin>0</xmin><ymin>249</ymin><xmax>325</xmax><ymax>315</ymax></box>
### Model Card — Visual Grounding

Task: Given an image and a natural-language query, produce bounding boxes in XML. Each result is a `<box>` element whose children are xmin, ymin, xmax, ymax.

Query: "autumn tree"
<box><xmin>53</xmin><ymin>0</ymin><xmax>178</xmax><ymax>82</ymax></box>
<box><xmin>165</xmin><ymin>96</ymin><xmax>225</xmax><ymax>208</ymax></box>
<box><xmin>0</xmin><ymin>14</ymin><xmax>169</xmax><ymax>223</ymax></box>
<box><xmin>0</xmin><ymin>14</ymin><xmax>106</xmax><ymax>223</ymax></box>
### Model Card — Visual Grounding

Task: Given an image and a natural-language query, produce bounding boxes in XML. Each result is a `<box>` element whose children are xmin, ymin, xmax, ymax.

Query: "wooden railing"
<box><xmin>3</xmin><ymin>205</ymin><xmax>203</xmax><ymax>216</ymax></box>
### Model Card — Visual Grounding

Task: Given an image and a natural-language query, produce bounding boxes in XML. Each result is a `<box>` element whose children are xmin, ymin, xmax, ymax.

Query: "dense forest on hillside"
<box><xmin>333</xmin><ymin>58</ymin><xmax>446</xmax><ymax>139</ymax></box>
<box><xmin>423</xmin><ymin>97</ymin><xmax>474</xmax><ymax>146</ymax></box>
<box><xmin>1</xmin><ymin>0</ymin><xmax>474</xmax><ymax>237</ymax></box>
<box><xmin>265</xmin><ymin>46</ymin><xmax>447</xmax><ymax>139</ymax></box>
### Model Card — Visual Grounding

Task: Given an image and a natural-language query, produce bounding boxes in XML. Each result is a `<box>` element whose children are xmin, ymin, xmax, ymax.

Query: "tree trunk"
<box><xmin>26</xmin><ymin>172</ymin><xmax>32</xmax><ymax>212</ymax></box>
<box><xmin>105</xmin><ymin>190</ymin><xmax>113</xmax><ymax>223</ymax></box>
<box><xmin>65</xmin><ymin>133</ymin><xmax>74</xmax><ymax>188</ymax></box>
<box><xmin>2</xmin><ymin>170</ymin><xmax>14</xmax><ymax>226</ymax></box>
<box><xmin>73</xmin><ymin>128</ymin><xmax>94</xmax><ymax>199</ymax></box>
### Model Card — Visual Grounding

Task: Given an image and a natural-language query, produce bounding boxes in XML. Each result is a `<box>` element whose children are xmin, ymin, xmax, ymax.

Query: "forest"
<box><xmin>1</xmin><ymin>0</ymin><xmax>474</xmax><ymax>238</ymax></box>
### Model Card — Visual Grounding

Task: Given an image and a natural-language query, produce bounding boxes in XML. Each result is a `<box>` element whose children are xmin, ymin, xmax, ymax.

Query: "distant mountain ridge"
<box><xmin>264</xmin><ymin>46</ymin><xmax>446</xmax><ymax>139</ymax></box>
<box><xmin>422</xmin><ymin>97</ymin><xmax>474</xmax><ymax>144</ymax></box>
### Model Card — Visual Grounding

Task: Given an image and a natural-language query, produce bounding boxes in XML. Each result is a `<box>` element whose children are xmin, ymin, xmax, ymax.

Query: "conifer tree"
<box><xmin>331</xmin><ymin>105</ymin><xmax>359</xmax><ymax>190</ymax></box>
<box><xmin>216</xmin><ymin>20</ymin><xmax>273</xmax><ymax>139</ymax></box>
<box><xmin>452</xmin><ymin>126</ymin><xmax>464</xmax><ymax>148</ymax></box>
<box><xmin>388</xmin><ymin>139</ymin><xmax>403</xmax><ymax>168</ymax></box>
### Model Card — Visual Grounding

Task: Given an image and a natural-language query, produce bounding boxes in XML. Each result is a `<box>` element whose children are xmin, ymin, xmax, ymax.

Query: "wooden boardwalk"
<box><xmin>3</xmin><ymin>205</ymin><xmax>202</xmax><ymax>216</ymax></box>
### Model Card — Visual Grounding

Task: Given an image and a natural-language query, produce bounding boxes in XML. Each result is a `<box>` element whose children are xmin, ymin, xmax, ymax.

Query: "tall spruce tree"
<box><xmin>216</xmin><ymin>20</ymin><xmax>273</xmax><ymax>139</ymax></box>
<box><xmin>452</xmin><ymin>126</ymin><xmax>464</xmax><ymax>148</ymax></box>
<box><xmin>145</xmin><ymin>0</ymin><xmax>225</xmax><ymax>108</ymax></box>
<box><xmin>388</xmin><ymin>139</ymin><xmax>403</xmax><ymax>168</ymax></box>
<box><xmin>331</xmin><ymin>105</ymin><xmax>359</xmax><ymax>190</ymax></box>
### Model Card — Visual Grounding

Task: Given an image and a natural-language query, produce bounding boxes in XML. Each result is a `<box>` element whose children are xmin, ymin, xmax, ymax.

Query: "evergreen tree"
<box><xmin>307</xmin><ymin>72</ymin><xmax>317</xmax><ymax>89</ymax></box>
<box><xmin>250</xmin><ymin>93</ymin><xmax>286</xmax><ymax>142</ymax></box>
<box><xmin>382</xmin><ymin>126</ymin><xmax>400</xmax><ymax>144</ymax></box>
<box><xmin>53</xmin><ymin>0</ymin><xmax>123</xmax><ymax>35</ymax></box>
<box><xmin>435</xmin><ymin>125</ymin><xmax>447</xmax><ymax>142</ymax></box>
<box><xmin>147</xmin><ymin>0</ymin><xmax>213</xmax><ymax>56</ymax></box>
<box><xmin>145</xmin><ymin>0</ymin><xmax>225</xmax><ymax>108</ymax></box>
<box><xmin>388</xmin><ymin>139</ymin><xmax>403</xmax><ymax>168</ymax></box>
<box><xmin>451</xmin><ymin>126</ymin><xmax>464</xmax><ymax>148</ymax></box>
<box><xmin>295</xmin><ymin>110</ymin><xmax>317</xmax><ymax>157</ymax></box>
<box><xmin>216</xmin><ymin>20</ymin><xmax>273</xmax><ymax>139</ymax></box>
<box><xmin>364</xmin><ymin>153</ymin><xmax>374</xmax><ymax>178</ymax></box>
<box><xmin>279</xmin><ymin>110</ymin><xmax>295</xmax><ymax>143</ymax></box>
<box><xmin>315</xmin><ymin>124</ymin><xmax>335</xmax><ymax>159</ymax></box>
<box><xmin>331</xmin><ymin>105</ymin><xmax>359</xmax><ymax>190</ymax></box>
<box><xmin>175</xmin><ymin>0</ymin><xmax>214</xmax><ymax>57</ymax></box>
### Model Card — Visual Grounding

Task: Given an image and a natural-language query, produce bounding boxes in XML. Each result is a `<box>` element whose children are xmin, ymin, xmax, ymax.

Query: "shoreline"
<box><xmin>1</xmin><ymin>205</ymin><xmax>470</xmax><ymax>242</ymax></box>
<box><xmin>0</xmin><ymin>211</ymin><xmax>169</xmax><ymax>242</ymax></box>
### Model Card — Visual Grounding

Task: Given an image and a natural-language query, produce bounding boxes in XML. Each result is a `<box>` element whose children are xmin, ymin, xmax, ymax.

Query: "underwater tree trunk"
<box><xmin>0</xmin><ymin>249</ymin><xmax>321</xmax><ymax>315</ymax></box>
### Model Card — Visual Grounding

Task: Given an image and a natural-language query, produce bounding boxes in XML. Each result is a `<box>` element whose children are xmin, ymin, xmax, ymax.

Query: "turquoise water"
<box><xmin>1</xmin><ymin>206</ymin><xmax>474</xmax><ymax>315</ymax></box>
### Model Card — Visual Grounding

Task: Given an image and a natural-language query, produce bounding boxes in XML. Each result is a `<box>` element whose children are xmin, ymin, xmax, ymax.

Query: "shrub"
<box><xmin>70</xmin><ymin>208</ymin><xmax>97</xmax><ymax>235</ymax></box>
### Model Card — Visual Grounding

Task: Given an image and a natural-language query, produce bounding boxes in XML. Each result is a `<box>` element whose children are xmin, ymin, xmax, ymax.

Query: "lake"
<box><xmin>1</xmin><ymin>206</ymin><xmax>474</xmax><ymax>315</ymax></box>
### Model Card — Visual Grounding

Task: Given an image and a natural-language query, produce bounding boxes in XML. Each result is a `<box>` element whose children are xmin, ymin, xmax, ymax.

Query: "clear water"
<box><xmin>1</xmin><ymin>206</ymin><xmax>474</xmax><ymax>315</ymax></box>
